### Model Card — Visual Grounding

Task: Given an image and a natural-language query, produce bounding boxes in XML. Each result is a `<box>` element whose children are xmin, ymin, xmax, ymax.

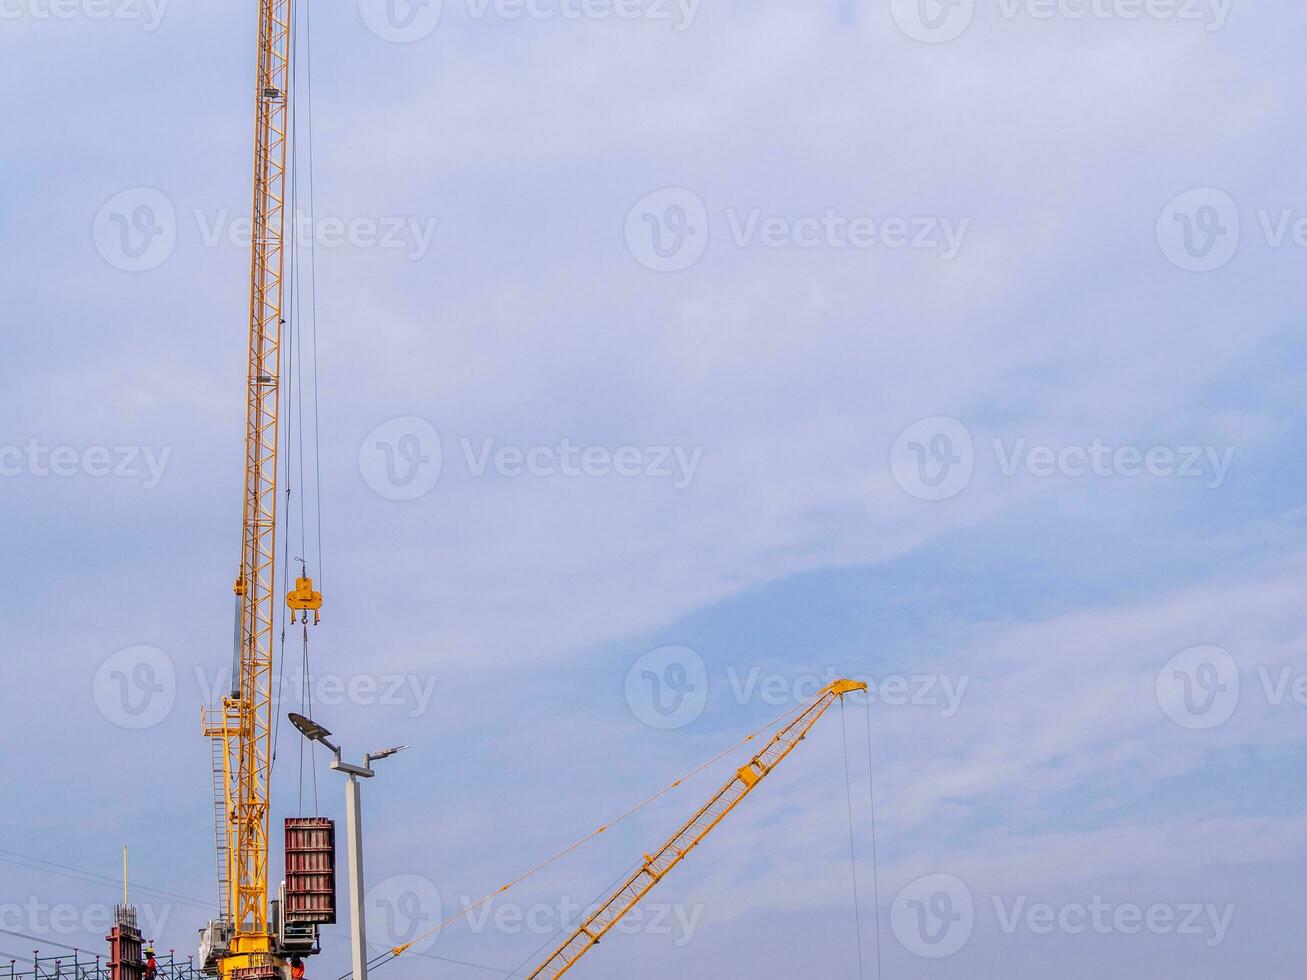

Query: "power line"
<box><xmin>0</xmin><ymin>851</ymin><xmax>207</xmax><ymax>911</ymax></box>
<box><xmin>0</xmin><ymin>930</ymin><xmax>89</xmax><ymax>955</ymax></box>
<box><xmin>0</xmin><ymin>850</ymin><xmax>504</xmax><ymax>974</ymax></box>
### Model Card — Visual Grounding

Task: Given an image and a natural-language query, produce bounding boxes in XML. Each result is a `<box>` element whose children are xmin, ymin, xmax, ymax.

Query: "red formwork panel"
<box><xmin>284</xmin><ymin>817</ymin><xmax>337</xmax><ymax>924</ymax></box>
<box><xmin>106</xmin><ymin>905</ymin><xmax>144</xmax><ymax>980</ymax></box>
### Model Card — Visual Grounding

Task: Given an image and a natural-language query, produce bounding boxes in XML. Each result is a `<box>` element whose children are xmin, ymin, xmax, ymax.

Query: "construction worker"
<box><xmin>288</xmin><ymin>956</ymin><xmax>305</xmax><ymax>980</ymax></box>
<box><xmin>143</xmin><ymin>947</ymin><xmax>158</xmax><ymax>980</ymax></box>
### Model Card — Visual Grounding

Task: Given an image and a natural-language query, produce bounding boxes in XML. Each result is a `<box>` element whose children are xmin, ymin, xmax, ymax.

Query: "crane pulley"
<box><xmin>287</xmin><ymin>574</ymin><xmax>323</xmax><ymax>625</ymax></box>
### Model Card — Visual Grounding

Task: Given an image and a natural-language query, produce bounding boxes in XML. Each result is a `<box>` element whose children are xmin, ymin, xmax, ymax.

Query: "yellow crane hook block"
<box><xmin>287</xmin><ymin>576</ymin><xmax>323</xmax><ymax>625</ymax></box>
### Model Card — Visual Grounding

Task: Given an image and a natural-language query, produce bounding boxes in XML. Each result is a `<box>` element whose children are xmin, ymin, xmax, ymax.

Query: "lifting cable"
<box><xmin>274</xmin><ymin>0</ymin><xmax>301</xmax><ymax>797</ymax></box>
<box><xmin>841</xmin><ymin>697</ymin><xmax>866</xmax><ymax>980</ymax></box>
<box><xmin>304</xmin><ymin>0</ymin><xmax>325</xmax><ymax>602</ymax></box>
<box><xmin>297</xmin><ymin>623</ymin><xmax>319</xmax><ymax>815</ymax></box>
<box><xmin>294</xmin><ymin>0</ymin><xmax>324</xmax><ymax>590</ymax></box>
<box><xmin>301</xmin><ymin>0</ymin><xmax>324</xmax><ymax>819</ymax></box>
<box><xmin>275</xmin><ymin>0</ymin><xmax>325</xmax><ymax>814</ymax></box>
<box><xmin>842</xmin><ymin>693</ymin><xmax>888</xmax><ymax>980</ymax></box>
<box><xmin>341</xmin><ymin>690</ymin><xmax>835</xmax><ymax>980</ymax></box>
<box><xmin>864</xmin><ymin>695</ymin><xmax>884</xmax><ymax>980</ymax></box>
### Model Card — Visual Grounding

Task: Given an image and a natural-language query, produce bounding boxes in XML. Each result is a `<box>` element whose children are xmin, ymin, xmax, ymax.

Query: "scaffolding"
<box><xmin>0</xmin><ymin>950</ymin><xmax>201</xmax><ymax>980</ymax></box>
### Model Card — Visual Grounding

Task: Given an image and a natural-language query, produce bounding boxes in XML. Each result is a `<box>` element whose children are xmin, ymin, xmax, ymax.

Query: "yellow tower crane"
<box><xmin>200</xmin><ymin>2</ymin><xmax>320</xmax><ymax>978</ymax></box>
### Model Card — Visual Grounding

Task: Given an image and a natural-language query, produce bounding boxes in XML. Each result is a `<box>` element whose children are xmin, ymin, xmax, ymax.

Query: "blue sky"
<box><xmin>2</xmin><ymin>1</ymin><xmax>1305</xmax><ymax>978</ymax></box>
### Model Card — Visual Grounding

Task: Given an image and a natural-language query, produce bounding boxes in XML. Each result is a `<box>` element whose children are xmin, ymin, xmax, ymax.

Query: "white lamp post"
<box><xmin>288</xmin><ymin>713</ymin><xmax>408</xmax><ymax>980</ymax></box>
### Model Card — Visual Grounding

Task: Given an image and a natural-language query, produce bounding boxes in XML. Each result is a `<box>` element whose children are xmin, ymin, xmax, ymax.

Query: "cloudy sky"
<box><xmin>2</xmin><ymin>0</ymin><xmax>1305</xmax><ymax>977</ymax></box>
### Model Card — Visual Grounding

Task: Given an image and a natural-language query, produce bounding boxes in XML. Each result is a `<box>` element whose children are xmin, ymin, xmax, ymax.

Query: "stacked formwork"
<box><xmin>105</xmin><ymin>906</ymin><xmax>142</xmax><ymax>980</ymax></box>
<box><xmin>283</xmin><ymin>819</ymin><xmax>336</xmax><ymax>926</ymax></box>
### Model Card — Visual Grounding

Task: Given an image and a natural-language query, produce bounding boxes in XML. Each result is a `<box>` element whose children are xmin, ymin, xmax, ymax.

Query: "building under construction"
<box><xmin>5</xmin><ymin>908</ymin><xmax>199</xmax><ymax>980</ymax></box>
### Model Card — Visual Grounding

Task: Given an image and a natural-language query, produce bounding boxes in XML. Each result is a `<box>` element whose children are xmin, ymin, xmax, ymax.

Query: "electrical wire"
<box><xmin>0</xmin><ymin>932</ymin><xmax>84</xmax><ymax>955</ymax></box>
<box><xmin>0</xmin><ymin>851</ymin><xmax>505</xmax><ymax>975</ymax></box>
<box><xmin>0</xmin><ymin>852</ymin><xmax>206</xmax><ymax>911</ymax></box>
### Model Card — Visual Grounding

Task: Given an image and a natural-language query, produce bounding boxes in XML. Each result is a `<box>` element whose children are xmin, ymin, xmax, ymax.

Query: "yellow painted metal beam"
<box><xmin>526</xmin><ymin>679</ymin><xmax>867</xmax><ymax>979</ymax></box>
<box><xmin>206</xmin><ymin>1</ymin><xmax>293</xmax><ymax>968</ymax></box>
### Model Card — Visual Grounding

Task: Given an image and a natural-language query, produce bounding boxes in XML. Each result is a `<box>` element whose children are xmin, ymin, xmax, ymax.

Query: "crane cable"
<box><xmin>841</xmin><ymin>697</ymin><xmax>866</xmax><ymax>980</ymax></box>
<box><xmin>272</xmin><ymin>0</ymin><xmax>301</xmax><ymax>782</ymax></box>
<box><xmin>297</xmin><ymin>623</ymin><xmax>319</xmax><ymax>815</ymax></box>
<box><xmin>294</xmin><ymin>0</ymin><xmax>325</xmax><ymax>592</ymax></box>
<box><xmin>274</xmin><ymin>0</ymin><xmax>325</xmax><ymax>813</ymax></box>
<box><xmin>864</xmin><ymin>695</ymin><xmax>884</xmax><ymax>980</ymax></box>
<box><xmin>343</xmin><ymin>689</ymin><xmax>836</xmax><ymax>980</ymax></box>
<box><xmin>292</xmin><ymin>0</ymin><xmax>324</xmax><ymax>816</ymax></box>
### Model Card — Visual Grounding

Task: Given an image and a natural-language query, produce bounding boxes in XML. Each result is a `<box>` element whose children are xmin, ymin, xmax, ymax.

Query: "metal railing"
<box><xmin>1</xmin><ymin>951</ymin><xmax>202</xmax><ymax>980</ymax></box>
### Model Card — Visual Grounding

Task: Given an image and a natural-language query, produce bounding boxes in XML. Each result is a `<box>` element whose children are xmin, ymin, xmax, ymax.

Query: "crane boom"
<box><xmin>526</xmin><ymin>679</ymin><xmax>867</xmax><ymax>980</ymax></box>
<box><xmin>202</xmin><ymin>1</ymin><xmax>293</xmax><ymax>974</ymax></box>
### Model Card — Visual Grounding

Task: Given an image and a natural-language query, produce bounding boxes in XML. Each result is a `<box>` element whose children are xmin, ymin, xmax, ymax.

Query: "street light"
<box><xmin>287</xmin><ymin>713</ymin><xmax>409</xmax><ymax>980</ymax></box>
<box><xmin>288</xmin><ymin>712</ymin><xmax>334</xmax><ymax>746</ymax></box>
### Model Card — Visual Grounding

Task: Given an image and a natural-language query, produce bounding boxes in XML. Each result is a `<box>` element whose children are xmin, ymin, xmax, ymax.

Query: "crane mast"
<box><xmin>525</xmin><ymin>679</ymin><xmax>867</xmax><ymax>979</ymax></box>
<box><xmin>203</xmin><ymin>1</ymin><xmax>293</xmax><ymax>976</ymax></box>
<box><xmin>235</xmin><ymin>0</ymin><xmax>291</xmax><ymax>941</ymax></box>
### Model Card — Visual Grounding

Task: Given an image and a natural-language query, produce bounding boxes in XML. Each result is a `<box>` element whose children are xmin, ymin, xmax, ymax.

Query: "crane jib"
<box><xmin>525</xmin><ymin>679</ymin><xmax>868</xmax><ymax>980</ymax></box>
